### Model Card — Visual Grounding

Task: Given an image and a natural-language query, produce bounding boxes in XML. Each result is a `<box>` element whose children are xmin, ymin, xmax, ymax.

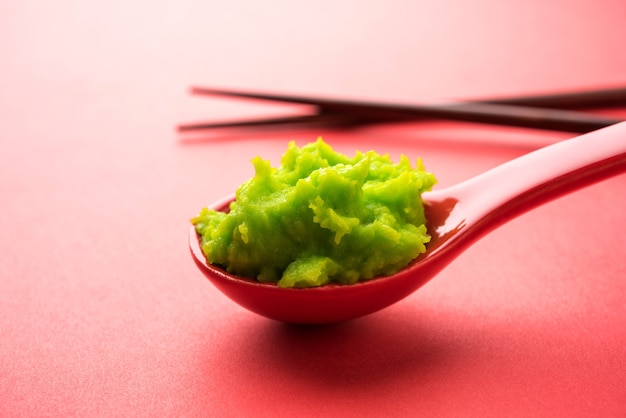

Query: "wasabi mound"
<box><xmin>192</xmin><ymin>138</ymin><xmax>437</xmax><ymax>288</ymax></box>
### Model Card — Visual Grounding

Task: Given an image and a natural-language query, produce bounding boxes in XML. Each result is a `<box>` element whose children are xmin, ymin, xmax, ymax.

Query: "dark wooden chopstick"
<box><xmin>179</xmin><ymin>86</ymin><xmax>625</xmax><ymax>134</ymax></box>
<box><xmin>191</xmin><ymin>85</ymin><xmax>626</xmax><ymax>110</ymax></box>
<box><xmin>480</xmin><ymin>86</ymin><xmax>626</xmax><ymax>109</ymax></box>
<box><xmin>178</xmin><ymin>113</ymin><xmax>354</xmax><ymax>131</ymax></box>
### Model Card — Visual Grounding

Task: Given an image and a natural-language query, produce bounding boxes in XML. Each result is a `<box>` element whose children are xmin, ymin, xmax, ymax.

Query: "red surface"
<box><xmin>2</xmin><ymin>0</ymin><xmax>626</xmax><ymax>416</ymax></box>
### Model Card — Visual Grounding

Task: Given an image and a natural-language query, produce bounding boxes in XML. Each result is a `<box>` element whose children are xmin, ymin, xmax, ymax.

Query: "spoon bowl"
<box><xmin>190</xmin><ymin>122</ymin><xmax>626</xmax><ymax>323</ymax></box>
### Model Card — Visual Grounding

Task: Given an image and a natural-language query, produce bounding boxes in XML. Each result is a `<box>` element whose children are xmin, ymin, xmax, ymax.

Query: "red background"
<box><xmin>2</xmin><ymin>0</ymin><xmax>626</xmax><ymax>416</ymax></box>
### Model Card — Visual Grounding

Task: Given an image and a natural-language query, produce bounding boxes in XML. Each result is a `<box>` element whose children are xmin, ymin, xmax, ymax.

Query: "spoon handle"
<box><xmin>447</xmin><ymin>122</ymin><xmax>626</xmax><ymax>229</ymax></box>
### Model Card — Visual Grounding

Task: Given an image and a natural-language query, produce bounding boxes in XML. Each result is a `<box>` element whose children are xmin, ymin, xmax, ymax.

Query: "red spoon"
<box><xmin>190</xmin><ymin>122</ymin><xmax>626</xmax><ymax>324</ymax></box>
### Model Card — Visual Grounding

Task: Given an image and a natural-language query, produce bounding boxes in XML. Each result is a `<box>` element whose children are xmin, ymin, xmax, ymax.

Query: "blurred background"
<box><xmin>2</xmin><ymin>1</ymin><xmax>626</xmax><ymax>416</ymax></box>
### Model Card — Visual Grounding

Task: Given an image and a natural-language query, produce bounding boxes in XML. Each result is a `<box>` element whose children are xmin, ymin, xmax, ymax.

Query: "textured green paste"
<box><xmin>192</xmin><ymin>138</ymin><xmax>437</xmax><ymax>288</ymax></box>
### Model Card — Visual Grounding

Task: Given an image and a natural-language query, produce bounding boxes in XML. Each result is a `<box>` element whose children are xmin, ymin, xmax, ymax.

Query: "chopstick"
<box><xmin>178</xmin><ymin>114</ymin><xmax>354</xmax><ymax>132</ymax></box>
<box><xmin>179</xmin><ymin>86</ymin><xmax>626</xmax><ymax>134</ymax></box>
<box><xmin>480</xmin><ymin>86</ymin><xmax>626</xmax><ymax>109</ymax></box>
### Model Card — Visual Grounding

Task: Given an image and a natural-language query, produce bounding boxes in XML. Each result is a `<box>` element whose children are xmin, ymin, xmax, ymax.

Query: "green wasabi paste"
<box><xmin>191</xmin><ymin>138</ymin><xmax>437</xmax><ymax>288</ymax></box>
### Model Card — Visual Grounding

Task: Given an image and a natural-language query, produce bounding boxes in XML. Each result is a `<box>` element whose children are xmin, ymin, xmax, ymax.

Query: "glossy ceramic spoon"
<box><xmin>190</xmin><ymin>122</ymin><xmax>626</xmax><ymax>324</ymax></box>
